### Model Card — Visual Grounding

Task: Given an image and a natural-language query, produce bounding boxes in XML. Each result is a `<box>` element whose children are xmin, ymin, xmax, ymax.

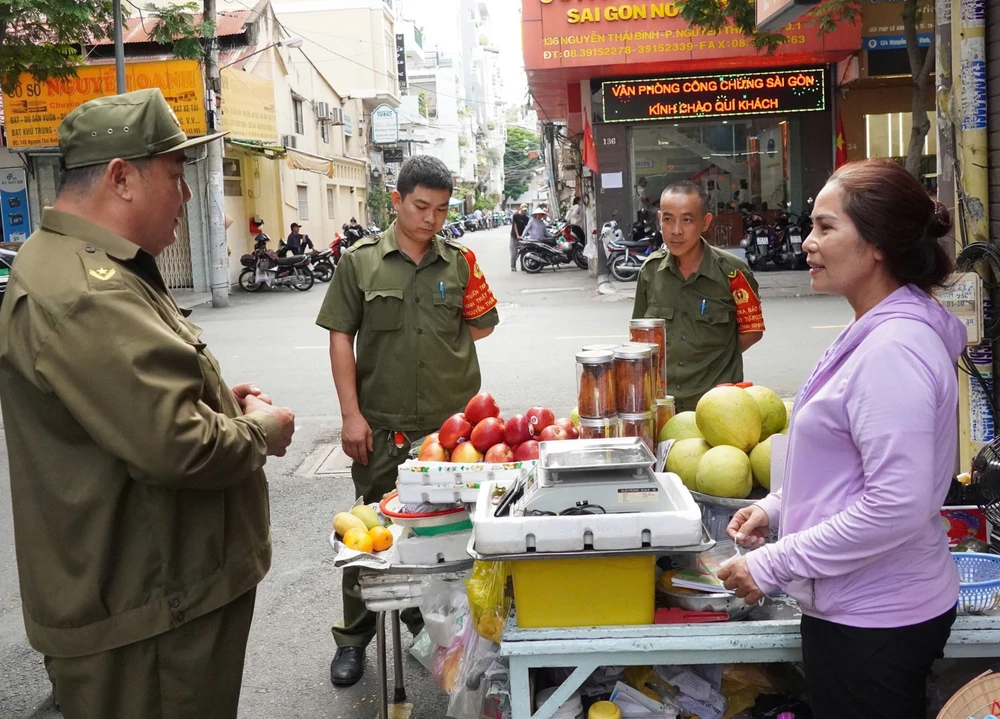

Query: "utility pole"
<box><xmin>113</xmin><ymin>0</ymin><xmax>126</xmax><ymax>93</ymax></box>
<box><xmin>204</xmin><ymin>0</ymin><xmax>230</xmax><ymax>308</ymax></box>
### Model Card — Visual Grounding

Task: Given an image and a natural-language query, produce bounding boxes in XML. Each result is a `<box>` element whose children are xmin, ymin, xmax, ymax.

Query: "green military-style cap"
<box><xmin>58</xmin><ymin>88</ymin><xmax>227</xmax><ymax>170</ymax></box>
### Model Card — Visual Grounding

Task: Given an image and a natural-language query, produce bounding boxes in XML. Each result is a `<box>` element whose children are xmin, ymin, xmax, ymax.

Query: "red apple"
<box><xmin>418</xmin><ymin>441</ymin><xmax>449</xmax><ymax>462</ymax></box>
<box><xmin>470</xmin><ymin>417</ymin><xmax>506</xmax><ymax>452</ymax></box>
<box><xmin>439</xmin><ymin>414</ymin><xmax>472</xmax><ymax>451</ymax></box>
<box><xmin>419</xmin><ymin>432</ymin><xmax>440</xmax><ymax>454</ymax></box>
<box><xmin>504</xmin><ymin>414</ymin><xmax>531</xmax><ymax>447</ymax></box>
<box><xmin>465</xmin><ymin>392</ymin><xmax>501</xmax><ymax>425</ymax></box>
<box><xmin>451</xmin><ymin>441</ymin><xmax>484</xmax><ymax>463</ymax></box>
<box><xmin>554</xmin><ymin>418</ymin><xmax>580</xmax><ymax>439</ymax></box>
<box><xmin>539</xmin><ymin>425</ymin><xmax>569</xmax><ymax>442</ymax></box>
<box><xmin>513</xmin><ymin>440</ymin><xmax>540</xmax><ymax>461</ymax></box>
<box><xmin>484</xmin><ymin>443</ymin><xmax>515</xmax><ymax>463</ymax></box>
<box><xmin>526</xmin><ymin>407</ymin><xmax>555</xmax><ymax>437</ymax></box>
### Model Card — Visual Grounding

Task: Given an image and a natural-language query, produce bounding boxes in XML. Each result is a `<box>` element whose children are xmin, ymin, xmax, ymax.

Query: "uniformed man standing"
<box><xmin>0</xmin><ymin>89</ymin><xmax>296</xmax><ymax>718</ymax></box>
<box><xmin>317</xmin><ymin>155</ymin><xmax>499</xmax><ymax>686</ymax></box>
<box><xmin>633</xmin><ymin>181</ymin><xmax>765</xmax><ymax>412</ymax></box>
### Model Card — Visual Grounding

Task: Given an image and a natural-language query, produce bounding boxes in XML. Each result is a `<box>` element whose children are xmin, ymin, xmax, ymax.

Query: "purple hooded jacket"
<box><xmin>745</xmin><ymin>285</ymin><xmax>964</xmax><ymax>628</ymax></box>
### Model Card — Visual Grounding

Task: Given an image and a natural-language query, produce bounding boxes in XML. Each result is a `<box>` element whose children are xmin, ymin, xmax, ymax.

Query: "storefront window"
<box><xmin>632</xmin><ymin>118</ymin><xmax>790</xmax><ymax>215</ymax></box>
<box><xmin>864</xmin><ymin>111</ymin><xmax>938</xmax><ymax>185</ymax></box>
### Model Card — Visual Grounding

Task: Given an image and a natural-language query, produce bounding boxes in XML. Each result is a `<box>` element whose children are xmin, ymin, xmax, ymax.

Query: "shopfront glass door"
<box><xmin>631</xmin><ymin>118</ymin><xmax>790</xmax><ymax>217</ymax></box>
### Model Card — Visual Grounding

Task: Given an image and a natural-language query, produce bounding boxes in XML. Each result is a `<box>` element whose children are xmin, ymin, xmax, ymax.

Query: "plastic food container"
<box><xmin>614</xmin><ymin>344</ymin><xmax>654</xmax><ymax>414</ymax></box>
<box><xmin>578</xmin><ymin>416</ymin><xmax>619</xmax><ymax>440</ymax></box>
<box><xmin>379</xmin><ymin>492</ymin><xmax>472</xmax><ymax>537</ymax></box>
<box><xmin>630</xmin><ymin>319</ymin><xmax>667</xmax><ymax>398</ymax></box>
<box><xmin>619</xmin><ymin>411</ymin><xmax>656</xmax><ymax>452</ymax></box>
<box><xmin>576</xmin><ymin>349</ymin><xmax>617</xmax><ymax>419</ymax></box>
<box><xmin>656</xmin><ymin>396</ymin><xmax>676</xmax><ymax>438</ymax></box>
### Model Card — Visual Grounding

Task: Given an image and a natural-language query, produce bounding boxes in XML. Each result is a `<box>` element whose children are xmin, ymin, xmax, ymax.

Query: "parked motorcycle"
<box><xmin>239</xmin><ymin>232</ymin><xmax>314</xmax><ymax>292</ymax></box>
<box><xmin>307</xmin><ymin>248</ymin><xmax>335</xmax><ymax>282</ymax></box>
<box><xmin>742</xmin><ymin>199</ymin><xmax>813</xmax><ymax>271</ymax></box>
<box><xmin>602</xmin><ymin>220</ymin><xmax>656</xmax><ymax>282</ymax></box>
<box><xmin>630</xmin><ymin>209</ymin><xmax>663</xmax><ymax>251</ymax></box>
<box><xmin>518</xmin><ymin>220</ymin><xmax>588</xmax><ymax>273</ymax></box>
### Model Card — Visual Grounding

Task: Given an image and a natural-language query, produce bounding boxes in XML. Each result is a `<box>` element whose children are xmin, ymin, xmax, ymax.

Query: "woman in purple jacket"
<box><xmin>719</xmin><ymin>158</ymin><xmax>963</xmax><ymax>719</ymax></box>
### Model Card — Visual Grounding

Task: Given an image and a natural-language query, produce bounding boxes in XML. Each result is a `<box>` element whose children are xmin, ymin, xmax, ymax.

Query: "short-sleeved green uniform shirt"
<box><xmin>632</xmin><ymin>240</ymin><xmax>762</xmax><ymax>413</ymax></box>
<box><xmin>316</xmin><ymin>223</ymin><xmax>500</xmax><ymax>431</ymax></box>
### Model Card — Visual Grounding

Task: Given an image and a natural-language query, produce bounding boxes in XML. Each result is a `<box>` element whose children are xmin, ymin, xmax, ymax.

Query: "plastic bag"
<box><xmin>422</xmin><ymin>577</ymin><xmax>470</xmax><ymax>648</ymax></box>
<box><xmin>721</xmin><ymin>664</ymin><xmax>783</xmax><ymax>719</ymax></box>
<box><xmin>583</xmin><ymin>239</ymin><xmax>598</xmax><ymax>261</ymax></box>
<box><xmin>446</xmin><ymin>633</ymin><xmax>501</xmax><ymax>718</ymax></box>
<box><xmin>410</xmin><ymin>627</ymin><xmax>436</xmax><ymax>673</ymax></box>
<box><xmin>433</xmin><ymin>610</ymin><xmax>475</xmax><ymax>694</ymax></box>
<box><xmin>466</xmin><ymin>560</ymin><xmax>511</xmax><ymax>643</ymax></box>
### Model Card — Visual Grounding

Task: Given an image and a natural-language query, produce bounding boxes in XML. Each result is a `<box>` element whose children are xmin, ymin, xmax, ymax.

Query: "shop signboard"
<box><xmin>371</xmin><ymin>104</ymin><xmax>399</xmax><ymax>144</ymax></box>
<box><xmin>1</xmin><ymin>60</ymin><xmax>206</xmax><ymax>150</ymax></box>
<box><xmin>220</xmin><ymin>68</ymin><xmax>278</xmax><ymax>144</ymax></box>
<box><xmin>523</xmin><ymin>0</ymin><xmax>861</xmax><ymax>72</ymax></box>
<box><xmin>396</xmin><ymin>33</ymin><xmax>408</xmax><ymax>95</ymax></box>
<box><xmin>382</xmin><ymin>145</ymin><xmax>404</xmax><ymax>163</ymax></box>
<box><xmin>0</xmin><ymin>168</ymin><xmax>30</xmax><ymax>243</ymax></box>
<box><xmin>602</xmin><ymin>68</ymin><xmax>826</xmax><ymax>123</ymax></box>
<box><xmin>861</xmin><ymin>0</ymin><xmax>934</xmax><ymax>51</ymax></box>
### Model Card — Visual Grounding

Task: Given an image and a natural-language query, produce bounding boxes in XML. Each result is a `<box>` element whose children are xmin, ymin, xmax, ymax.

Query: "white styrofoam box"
<box><xmin>473</xmin><ymin>473</ymin><xmax>702</xmax><ymax>554</ymax></box>
<box><xmin>395</xmin><ymin>530</ymin><xmax>473</xmax><ymax>565</ymax></box>
<box><xmin>396</xmin><ymin>460</ymin><xmax>536</xmax><ymax>505</ymax></box>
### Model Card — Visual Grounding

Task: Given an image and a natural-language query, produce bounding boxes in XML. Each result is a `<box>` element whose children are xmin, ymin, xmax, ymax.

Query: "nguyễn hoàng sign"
<box><xmin>602</xmin><ymin>68</ymin><xmax>826</xmax><ymax>123</ymax></box>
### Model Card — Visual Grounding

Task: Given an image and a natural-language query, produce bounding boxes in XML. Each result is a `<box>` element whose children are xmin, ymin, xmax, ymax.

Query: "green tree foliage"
<box><xmin>0</xmin><ymin>0</ymin><xmax>116</xmax><ymax>95</ymax></box>
<box><xmin>504</xmin><ymin>126</ymin><xmax>542</xmax><ymax>202</ymax></box>
<box><xmin>144</xmin><ymin>2</ymin><xmax>215</xmax><ymax>61</ymax></box>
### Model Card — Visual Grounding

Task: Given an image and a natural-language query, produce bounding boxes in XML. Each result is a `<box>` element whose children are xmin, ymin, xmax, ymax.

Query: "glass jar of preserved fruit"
<box><xmin>614</xmin><ymin>344</ymin><xmax>654</xmax><ymax>414</ymax></box>
<box><xmin>619</xmin><ymin>411</ymin><xmax>656</xmax><ymax>452</ymax></box>
<box><xmin>655</xmin><ymin>396</ymin><xmax>676</xmax><ymax>438</ymax></box>
<box><xmin>576</xmin><ymin>349</ymin><xmax>616</xmax><ymax>419</ymax></box>
<box><xmin>629</xmin><ymin>318</ymin><xmax>667</xmax><ymax>398</ymax></box>
<box><xmin>578</xmin><ymin>416</ymin><xmax>619</xmax><ymax>440</ymax></box>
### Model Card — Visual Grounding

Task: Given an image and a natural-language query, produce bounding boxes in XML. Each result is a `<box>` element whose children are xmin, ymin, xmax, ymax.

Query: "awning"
<box><xmin>448</xmin><ymin>197</ymin><xmax>464</xmax><ymax>207</ymax></box>
<box><xmin>227</xmin><ymin>139</ymin><xmax>286</xmax><ymax>156</ymax></box>
<box><xmin>285</xmin><ymin>148</ymin><xmax>339</xmax><ymax>177</ymax></box>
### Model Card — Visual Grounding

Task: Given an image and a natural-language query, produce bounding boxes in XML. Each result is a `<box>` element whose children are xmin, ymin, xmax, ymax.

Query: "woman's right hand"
<box><xmin>727</xmin><ymin>505</ymin><xmax>771</xmax><ymax>549</ymax></box>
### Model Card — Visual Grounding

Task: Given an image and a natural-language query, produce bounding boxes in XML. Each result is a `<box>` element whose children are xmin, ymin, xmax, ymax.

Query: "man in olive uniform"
<box><xmin>633</xmin><ymin>181</ymin><xmax>765</xmax><ymax>413</ymax></box>
<box><xmin>317</xmin><ymin>155</ymin><xmax>499</xmax><ymax>686</ymax></box>
<box><xmin>0</xmin><ymin>89</ymin><xmax>296</xmax><ymax>718</ymax></box>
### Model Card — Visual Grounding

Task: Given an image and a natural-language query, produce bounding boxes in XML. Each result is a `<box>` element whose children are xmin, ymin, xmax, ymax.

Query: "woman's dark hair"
<box><xmin>396</xmin><ymin>155</ymin><xmax>454</xmax><ymax>198</ymax></box>
<box><xmin>829</xmin><ymin>158</ymin><xmax>953</xmax><ymax>292</ymax></box>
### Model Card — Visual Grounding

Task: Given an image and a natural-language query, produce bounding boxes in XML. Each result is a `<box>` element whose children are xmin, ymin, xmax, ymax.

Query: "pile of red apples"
<box><xmin>417</xmin><ymin>392</ymin><xmax>578</xmax><ymax>463</ymax></box>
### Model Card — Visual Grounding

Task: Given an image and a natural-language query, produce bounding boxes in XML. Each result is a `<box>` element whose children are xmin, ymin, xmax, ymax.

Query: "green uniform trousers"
<box><xmin>332</xmin><ymin>426</ymin><xmax>436</xmax><ymax>649</ymax></box>
<box><xmin>45</xmin><ymin>588</ymin><xmax>256</xmax><ymax>719</ymax></box>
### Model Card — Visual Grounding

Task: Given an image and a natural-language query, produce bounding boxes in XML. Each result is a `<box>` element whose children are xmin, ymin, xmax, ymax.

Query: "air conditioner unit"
<box><xmin>329</xmin><ymin>107</ymin><xmax>344</xmax><ymax>125</ymax></box>
<box><xmin>316</xmin><ymin>102</ymin><xmax>330</xmax><ymax>120</ymax></box>
<box><xmin>281</xmin><ymin>134</ymin><xmax>297</xmax><ymax>149</ymax></box>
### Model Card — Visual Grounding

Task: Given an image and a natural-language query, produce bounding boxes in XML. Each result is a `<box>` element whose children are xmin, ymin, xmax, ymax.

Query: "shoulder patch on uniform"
<box><xmin>443</xmin><ymin>238</ymin><xmax>469</xmax><ymax>253</ymax></box>
<box><xmin>78</xmin><ymin>249</ymin><xmax>126</xmax><ymax>291</ymax></box>
<box><xmin>346</xmin><ymin>236</ymin><xmax>379</xmax><ymax>255</ymax></box>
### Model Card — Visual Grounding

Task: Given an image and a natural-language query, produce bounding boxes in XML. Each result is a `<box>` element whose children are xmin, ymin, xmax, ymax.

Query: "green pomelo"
<box><xmin>695</xmin><ymin>387</ymin><xmax>762</xmax><ymax>452</ymax></box>
<box><xmin>659</xmin><ymin>411</ymin><xmax>703</xmax><ymax>442</ymax></box>
<box><xmin>695</xmin><ymin>445</ymin><xmax>753</xmax><ymax>499</ymax></box>
<box><xmin>666</xmin><ymin>438</ymin><xmax>712</xmax><ymax>491</ymax></box>
<box><xmin>749</xmin><ymin>436</ymin><xmax>772</xmax><ymax>490</ymax></box>
<box><xmin>744</xmin><ymin>385</ymin><xmax>787</xmax><ymax>441</ymax></box>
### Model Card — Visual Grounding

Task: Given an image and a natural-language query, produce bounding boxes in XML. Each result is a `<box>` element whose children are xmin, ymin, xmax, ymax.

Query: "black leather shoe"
<box><xmin>330</xmin><ymin>646</ymin><xmax>365</xmax><ymax>686</ymax></box>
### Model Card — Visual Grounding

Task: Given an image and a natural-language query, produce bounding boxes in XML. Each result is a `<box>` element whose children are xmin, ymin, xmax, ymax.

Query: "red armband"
<box><xmin>461</xmin><ymin>248</ymin><xmax>498</xmax><ymax>321</ymax></box>
<box><xmin>728</xmin><ymin>270</ymin><xmax>765</xmax><ymax>334</ymax></box>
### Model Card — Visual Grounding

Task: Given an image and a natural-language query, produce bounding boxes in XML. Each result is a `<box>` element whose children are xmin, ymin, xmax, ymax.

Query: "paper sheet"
<box><xmin>601</xmin><ymin>171</ymin><xmax>623</xmax><ymax>189</ymax></box>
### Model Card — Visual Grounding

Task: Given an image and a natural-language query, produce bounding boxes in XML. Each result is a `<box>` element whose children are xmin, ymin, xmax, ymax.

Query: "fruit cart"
<box><xmin>495</xmin><ymin>604</ymin><xmax>1000</xmax><ymax>719</ymax></box>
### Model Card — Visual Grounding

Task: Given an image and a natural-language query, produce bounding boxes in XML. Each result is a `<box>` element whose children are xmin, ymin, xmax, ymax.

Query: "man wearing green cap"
<box><xmin>0</xmin><ymin>88</ymin><xmax>297</xmax><ymax>718</ymax></box>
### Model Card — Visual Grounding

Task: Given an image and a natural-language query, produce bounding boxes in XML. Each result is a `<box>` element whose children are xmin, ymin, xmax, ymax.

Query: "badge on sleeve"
<box><xmin>728</xmin><ymin>270</ymin><xmax>765</xmax><ymax>334</ymax></box>
<box><xmin>460</xmin><ymin>248</ymin><xmax>498</xmax><ymax>321</ymax></box>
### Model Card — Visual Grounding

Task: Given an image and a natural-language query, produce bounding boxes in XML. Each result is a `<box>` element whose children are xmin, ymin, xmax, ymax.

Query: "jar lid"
<box><xmin>656</xmin><ymin>396</ymin><xmax>676</xmax><ymax>407</ymax></box>
<box><xmin>581</xmin><ymin>343</ymin><xmax>620</xmax><ymax>352</ymax></box>
<box><xmin>576</xmin><ymin>349</ymin><xmax>615</xmax><ymax>364</ymax></box>
<box><xmin>626</xmin><ymin>341</ymin><xmax>659</xmax><ymax>354</ymax></box>
<box><xmin>579</xmin><ymin>416</ymin><xmax>617</xmax><ymax>427</ymax></box>
<box><xmin>629</xmin><ymin>318</ymin><xmax>666</xmax><ymax>329</ymax></box>
<box><xmin>614</xmin><ymin>344</ymin><xmax>653</xmax><ymax>359</ymax></box>
<box><xmin>619</xmin><ymin>411</ymin><xmax>655</xmax><ymax>420</ymax></box>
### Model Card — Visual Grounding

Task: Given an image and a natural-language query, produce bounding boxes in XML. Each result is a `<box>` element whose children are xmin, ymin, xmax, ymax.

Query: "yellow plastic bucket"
<box><xmin>511</xmin><ymin>555</ymin><xmax>655</xmax><ymax>628</ymax></box>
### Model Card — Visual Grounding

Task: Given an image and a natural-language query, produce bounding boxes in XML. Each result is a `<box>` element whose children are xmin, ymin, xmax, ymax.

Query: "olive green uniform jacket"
<box><xmin>0</xmin><ymin>209</ymin><xmax>280</xmax><ymax>658</ymax></box>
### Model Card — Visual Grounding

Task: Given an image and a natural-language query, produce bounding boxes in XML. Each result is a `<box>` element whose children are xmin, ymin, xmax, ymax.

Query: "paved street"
<box><xmin>0</xmin><ymin>226</ymin><xmax>854</xmax><ymax>718</ymax></box>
